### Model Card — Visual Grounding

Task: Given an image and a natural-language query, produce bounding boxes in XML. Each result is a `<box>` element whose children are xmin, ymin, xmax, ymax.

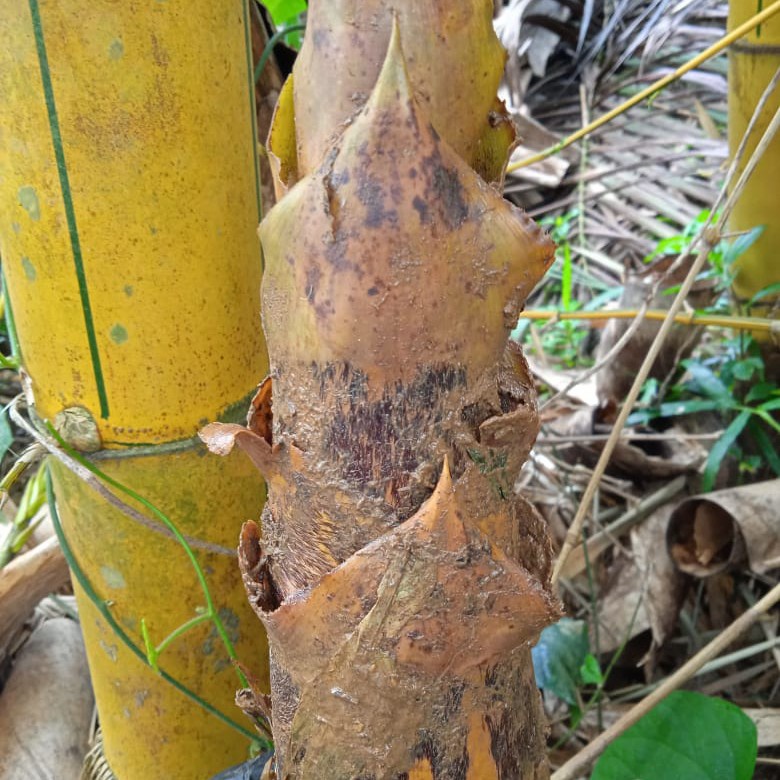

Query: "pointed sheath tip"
<box><xmin>369</xmin><ymin>13</ymin><xmax>414</xmax><ymax>108</ymax></box>
<box><xmin>440</xmin><ymin>456</ymin><xmax>452</xmax><ymax>492</ymax></box>
<box><xmin>415</xmin><ymin>457</ymin><xmax>455</xmax><ymax>532</ymax></box>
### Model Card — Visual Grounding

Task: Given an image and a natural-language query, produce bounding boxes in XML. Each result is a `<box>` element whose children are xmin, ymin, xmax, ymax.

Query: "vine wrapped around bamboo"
<box><xmin>203</xmin><ymin>4</ymin><xmax>560</xmax><ymax>777</ymax></box>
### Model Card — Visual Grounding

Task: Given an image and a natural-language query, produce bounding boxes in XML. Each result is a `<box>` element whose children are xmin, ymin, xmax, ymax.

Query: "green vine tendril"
<box><xmin>43</xmin><ymin>426</ymin><xmax>273</xmax><ymax>747</ymax></box>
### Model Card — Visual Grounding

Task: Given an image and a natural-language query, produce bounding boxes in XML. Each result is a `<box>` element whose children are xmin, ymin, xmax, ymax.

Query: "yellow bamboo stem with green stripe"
<box><xmin>728</xmin><ymin>0</ymin><xmax>780</xmax><ymax>332</ymax></box>
<box><xmin>0</xmin><ymin>1</ymin><xmax>269</xmax><ymax>777</ymax></box>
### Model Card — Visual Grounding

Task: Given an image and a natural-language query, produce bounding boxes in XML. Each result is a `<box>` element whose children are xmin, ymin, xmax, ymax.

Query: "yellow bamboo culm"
<box><xmin>728</xmin><ymin>0</ymin><xmax>780</xmax><ymax>341</ymax></box>
<box><xmin>0</xmin><ymin>1</ymin><xmax>269</xmax><ymax>777</ymax></box>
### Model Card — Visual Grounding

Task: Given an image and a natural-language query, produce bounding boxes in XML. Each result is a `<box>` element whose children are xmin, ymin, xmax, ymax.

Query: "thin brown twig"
<box><xmin>535</xmin><ymin>432</ymin><xmax>722</xmax><ymax>444</ymax></box>
<box><xmin>551</xmin><ymin>581</ymin><xmax>780</xmax><ymax>779</ymax></box>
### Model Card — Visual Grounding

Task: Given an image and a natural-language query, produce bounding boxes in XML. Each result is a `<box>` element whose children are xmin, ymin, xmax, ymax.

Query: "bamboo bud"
<box><xmin>205</xmin><ymin>12</ymin><xmax>560</xmax><ymax>776</ymax></box>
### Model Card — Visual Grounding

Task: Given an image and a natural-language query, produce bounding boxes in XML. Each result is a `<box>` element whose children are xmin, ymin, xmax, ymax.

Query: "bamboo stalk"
<box><xmin>728</xmin><ymin>3</ymin><xmax>780</xmax><ymax>337</ymax></box>
<box><xmin>204</xmin><ymin>5</ymin><xmax>561</xmax><ymax>776</ymax></box>
<box><xmin>0</xmin><ymin>2</ymin><xmax>270</xmax><ymax>776</ymax></box>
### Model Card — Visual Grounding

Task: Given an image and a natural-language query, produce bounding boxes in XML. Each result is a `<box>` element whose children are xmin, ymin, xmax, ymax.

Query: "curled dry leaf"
<box><xmin>596</xmin><ymin>506</ymin><xmax>687</xmax><ymax>655</ymax></box>
<box><xmin>246</xmin><ymin>377</ymin><xmax>273</xmax><ymax>444</ymax></box>
<box><xmin>546</xmin><ymin>404</ymin><xmax>706</xmax><ymax>479</ymax></box>
<box><xmin>667</xmin><ymin>479</ymin><xmax>780</xmax><ymax>577</ymax></box>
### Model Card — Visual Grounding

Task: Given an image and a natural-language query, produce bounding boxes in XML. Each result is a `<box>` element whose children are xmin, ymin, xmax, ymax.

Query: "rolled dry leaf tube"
<box><xmin>667</xmin><ymin>479</ymin><xmax>780</xmax><ymax>577</ymax></box>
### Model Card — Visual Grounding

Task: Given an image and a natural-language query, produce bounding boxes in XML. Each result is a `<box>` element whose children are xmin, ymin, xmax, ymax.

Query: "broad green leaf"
<box><xmin>702</xmin><ymin>409</ymin><xmax>750</xmax><ymax>492</ymax></box>
<box><xmin>683</xmin><ymin>361</ymin><xmax>730</xmax><ymax>402</ymax></box>
<box><xmin>531</xmin><ymin>618</ymin><xmax>588</xmax><ymax>705</ymax></box>
<box><xmin>262</xmin><ymin>0</ymin><xmax>306</xmax><ymax>27</ymax></box>
<box><xmin>592</xmin><ymin>691</ymin><xmax>757</xmax><ymax>780</ymax></box>
<box><xmin>731</xmin><ymin>357</ymin><xmax>762</xmax><ymax>382</ymax></box>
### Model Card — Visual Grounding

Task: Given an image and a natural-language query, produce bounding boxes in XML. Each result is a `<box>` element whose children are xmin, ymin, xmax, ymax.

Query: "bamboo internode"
<box><xmin>0</xmin><ymin>1</ymin><xmax>270</xmax><ymax>776</ymax></box>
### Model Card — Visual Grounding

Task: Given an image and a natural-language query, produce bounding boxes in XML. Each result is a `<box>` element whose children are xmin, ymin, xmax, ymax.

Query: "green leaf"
<box><xmin>745</xmin><ymin>382</ymin><xmax>775</xmax><ymax>404</ymax></box>
<box><xmin>753</xmin><ymin>407</ymin><xmax>780</xmax><ymax>435</ymax></box>
<box><xmin>531</xmin><ymin>618</ymin><xmax>589</xmax><ymax>705</ymax></box>
<box><xmin>262</xmin><ymin>0</ymin><xmax>307</xmax><ymax>27</ymax></box>
<box><xmin>722</xmin><ymin>225</ymin><xmax>764</xmax><ymax>267</ymax></box>
<box><xmin>140</xmin><ymin>618</ymin><xmax>160</xmax><ymax>673</ymax></box>
<box><xmin>592</xmin><ymin>691</ymin><xmax>757</xmax><ymax>780</ymax></box>
<box><xmin>685</xmin><ymin>209</ymin><xmax>712</xmax><ymax>238</ymax></box>
<box><xmin>748</xmin><ymin>280</ymin><xmax>780</xmax><ymax>308</ymax></box>
<box><xmin>683</xmin><ymin>362</ymin><xmax>730</xmax><ymax>401</ymax></box>
<box><xmin>638</xmin><ymin>378</ymin><xmax>660</xmax><ymax>406</ymax></box>
<box><xmin>0</xmin><ymin>409</ymin><xmax>12</xmax><ymax>463</ymax></box>
<box><xmin>731</xmin><ymin>358</ymin><xmax>761</xmax><ymax>382</ymax></box>
<box><xmin>628</xmin><ymin>398</ymin><xmax>726</xmax><ymax>426</ymax></box>
<box><xmin>644</xmin><ymin>234</ymin><xmax>687</xmax><ymax>262</ymax></box>
<box><xmin>0</xmin><ymin>353</ymin><xmax>18</xmax><ymax>370</ymax></box>
<box><xmin>757</xmin><ymin>397</ymin><xmax>780</xmax><ymax>413</ymax></box>
<box><xmin>584</xmin><ymin>287</ymin><xmax>622</xmax><ymax>311</ymax></box>
<box><xmin>579</xmin><ymin>653</ymin><xmax>604</xmax><ymax>686</ymax></box>
<box><xmin>748</xmin><ymin>419</ymin><xmax>780</xmax><ymax>476</ymax></box>
<box><xmin>702</xmin><ymin>410</ymin><xmax>751</xmax><ymax>492</ymax></box>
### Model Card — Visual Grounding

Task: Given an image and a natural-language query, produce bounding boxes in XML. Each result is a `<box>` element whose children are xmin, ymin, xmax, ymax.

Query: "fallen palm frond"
<box><xmin>501</xmin><ymin>0</ymin><xmax>736</xmax><ymax>272</ymax></box>
<box><xmin>506</xmin><ymin>0</ymin><xmax>779</xmax><ymax>171</ymax></box>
